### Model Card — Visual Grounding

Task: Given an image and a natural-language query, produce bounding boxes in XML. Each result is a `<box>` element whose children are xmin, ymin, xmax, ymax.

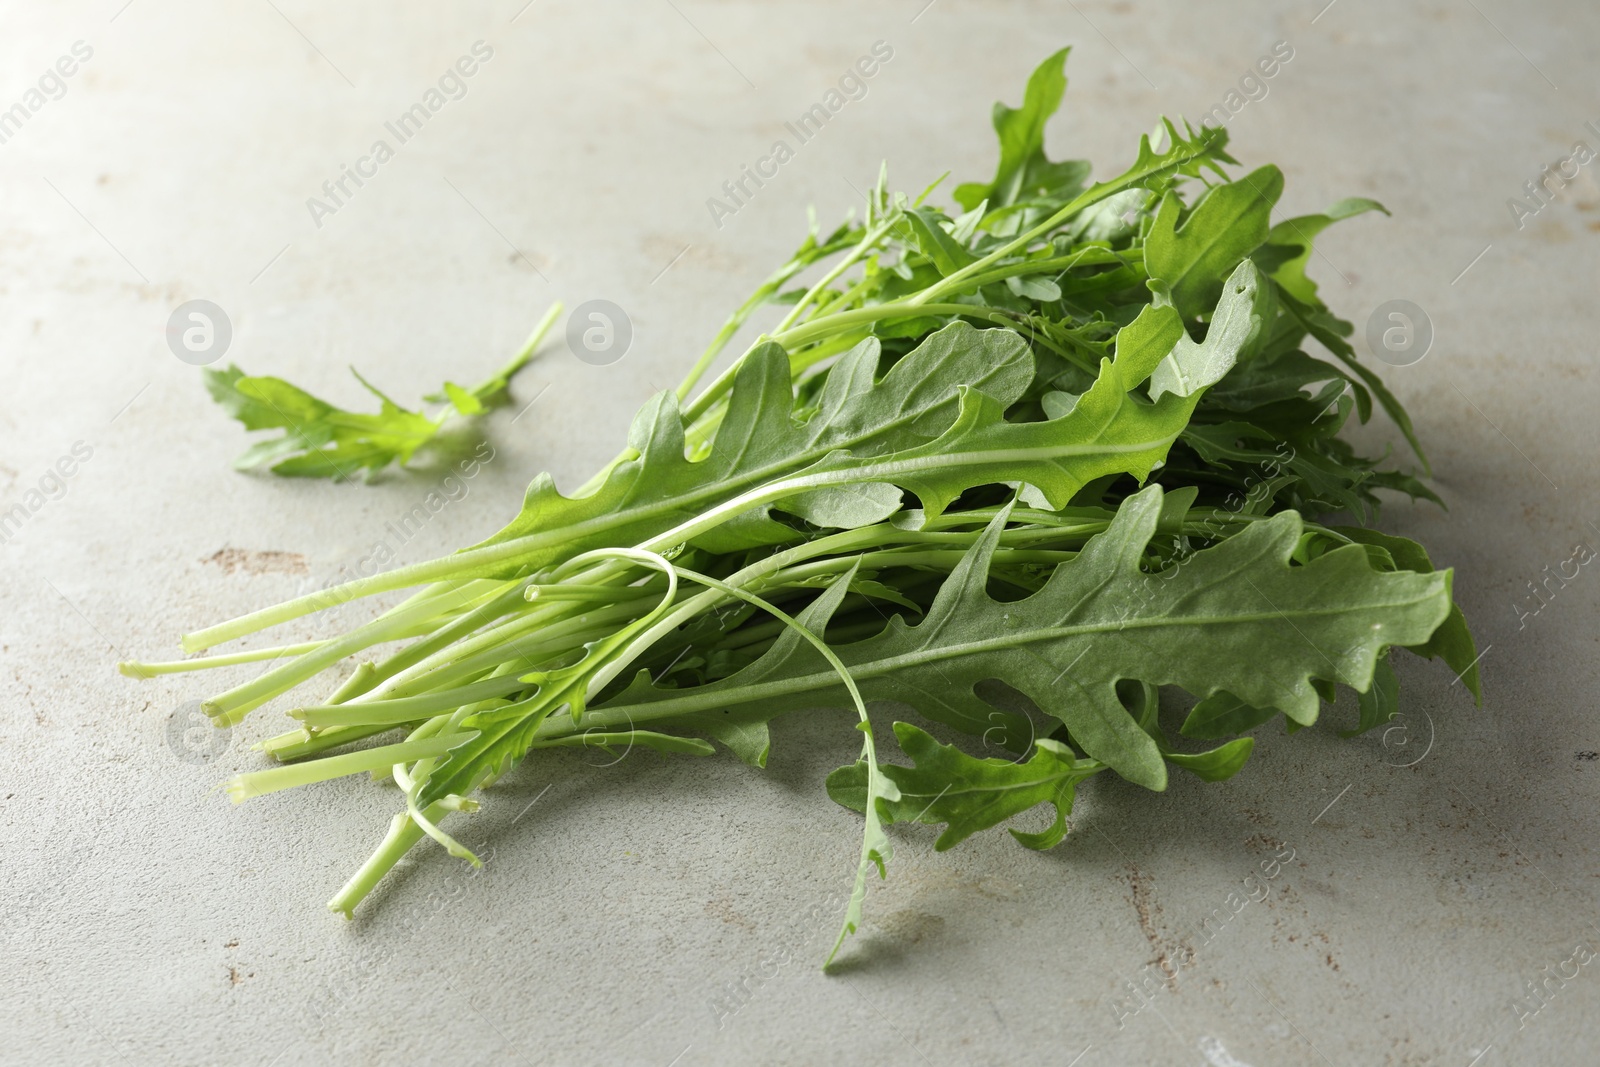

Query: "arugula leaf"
<box><xmin>1343</xmin><ymin>651</ymin><xmax>1399</xmax><ymax>737</ymax></box>
<box><xmin>1259</xmin><ymin>197</ymin><xmax>1388</xmax><ymax>305</ymax></box>
<box><xmin>1329</xmin><ymin>525</ymin><xmax>1482</xmax><ymax>701</ymax></box>
<box><xmin>1148</xmin><ymin>259</ymin><xmax>1266</xmax><ymax>402</ymax></box>
<box><xmin>826</xmin><ymin>722</ymin><xmax>1102</xmax><ymax>850</ymax></box>
<box><xmin>1162</xmin><ymin>737</ymin><xmax>1254</xmax><ymax>782</ymax></box>
<box><xmin>592</xmin><ymin>485</ymin><xmax>1452</xmax><ymax>790</ymax></box>
<box><xmin>1180</xmin><ymin>692</ymin><xmax>1278</xmax><ymax>739</ymax></box>
<box><xmin>904</xmin><ymin>207</ymin><xmax>979</xmax><ymax>276</ymax></box>
<box><xmin>205</xmin><ymin>304</ymin><xmax>559</xmax><ymax>481</ymax></box>
<box><xmin>953</xmin><ymin>47</ymin><xmax>1089</xmax><ymax>212</ymax></box>
<box><xmin>471</xmin><ymin>322</ymin><xmax>1035</xmax><ymax>563</ymax></box>
<box><xmin>205</xmin><ymin>365</ymin><xmax>443</xmax><ymax>480</ymax></box>
<box><xmin>1145</xmin><ymin>164</ymin><xmax>1283</xmax><ymax>321</ymax></box>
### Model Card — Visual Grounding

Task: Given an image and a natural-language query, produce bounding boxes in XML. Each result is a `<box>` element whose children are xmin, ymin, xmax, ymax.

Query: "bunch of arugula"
<box><xmin>129</xmin><ymin>49</ymin><xmax>1477</xmax><ymax>966</ymax></box>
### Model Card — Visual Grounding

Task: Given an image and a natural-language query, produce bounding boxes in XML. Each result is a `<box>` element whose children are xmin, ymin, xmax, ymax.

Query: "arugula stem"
<box><xmin>118</xmin><ymin>640</ymin><xmax>327</xmax><ymax>677</ymax></box>
<box><xmin>771</xmin><ymin>217</ymin><xmax>899</xmax><ymax>335</ymax></box>
<box><xmin>292</xmin><ymin>674</ymin><xmax>531</xmax><ymax>729</ymax></box>
<box><xmin>361</xmin><ymin>597</ymin><xmax>653</xmax><ymax>704</ymax></box>
<box><xmin>201</xmin><ymin>582</ymin><xmax>502</xmax><ymax>724</ymax></box>
<box><xmin>328</xmin><ymin>812</ymin><xmax>431</xmax><ymax>918</ymax></box>
<box><xmin>467</xmin><ymin>301</ymin><xmax>563</xmax><ymax>404</ymax></box>
<box><xmin>673</xmin><ymin>227</ymin><xmax>864</xmax><ymax>402</ymax></box>
<box><xmin>224</xmin><ymin>734</ymin><xmax>474</xmax><ymax>801</ymax></box>
<box><xmin>259</xmin><ymin>722</ymin><xmax>399</xmax><ymax>761</ymax></box>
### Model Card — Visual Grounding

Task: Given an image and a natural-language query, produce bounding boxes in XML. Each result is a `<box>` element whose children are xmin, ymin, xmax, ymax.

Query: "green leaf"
<box><xmin>595</xmin><ymin>485</ymin><xmax>1454</xmax><ymax>791</ymax></box>
<box><xmin>904</xmin><ymin>207</ymin><xmax>977</xmax><ymax>276</ymax></box>
<box><xmin>442</xmin><ymin>381</ymin><xmax>483</xmax><ymax>416</ymax></box>
<box><xmin>1259</xmin><ymin>198</ymin><xmax>1388</xmax><ymax>305</ymax></box>
<box><xmin>471</xmin><ymin>323</ymin><xmax>1035</xmax><ymax>570</ymax></box>
<box><xmin>1274</xmin><ymin>282</ymin><xmax>1429</xmax><ymax>473</ymax></box>
<box><xmin>1330</xmin><ymin>526</ymin><xmax>1481</xmax><ymax>702</ymax></box>
<box><xmin>203</xmin><ymin>364</ymin><xmax>440</xmax><ymax>481</ymax></box>
<box><xmin>1342</xmin><ymin>652</ymin><xmax>1398</xmax><ymax>737</ymax></box>
<box><xmin>1065</xmin><ymin>188</ymin><xmax>1147</xmax><ymax>242</ymax></box>
<box><xmin>826</xmin><ymin>722</ymin><xmax>1102</xmax><ymax>851</ymax></box>
<box><xmin>1148</xmin><ymin>260</ymin><xmax>1266</xmax><ymax>402</ymax></box>
<box><xmin>954</xmin><ymin>48</ymin><xmax>1083</xmax><ymax>211</ymax></box>
<box><xmin>205</xmin><ymin>308</ymin><xmax>554</xmax><ymax>480</ymax></box>
<box><xmin>1180</xmin><ymin>692</ymin><xmax>1278</xmax><ymax>739</ymax></box>
<box><xmin>1145</xmin><ymin>164</ymin><xmax>1283</xmax><ymax>322</ymax></box>
<box><xmin>205</xmin><ymin>365</ymin><xmax>332</xmax><ymax>431</ymax></box>
<box><xmin>1164</xmin><ymin>737</ymin><xmax>1254</xmax><ymax>781</ymax></box>
<box><xmin>1006</xmin><ymin>274</ymin><xmax>1063</xmax><ymax>302</ymax></box>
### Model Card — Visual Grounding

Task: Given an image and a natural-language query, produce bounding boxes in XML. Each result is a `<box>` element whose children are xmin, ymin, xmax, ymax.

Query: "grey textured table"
<box><xmin>3</xmin><ymin>2</ymin><xmax>1598</xmax><ymax>1065</ymax></box>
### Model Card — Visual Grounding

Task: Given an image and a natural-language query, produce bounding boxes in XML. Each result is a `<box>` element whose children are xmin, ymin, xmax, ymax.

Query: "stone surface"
<box><xmin>2</xmin><ymin>2</ymin><xmax>1598</xmax><ymax>1065</ymax></box>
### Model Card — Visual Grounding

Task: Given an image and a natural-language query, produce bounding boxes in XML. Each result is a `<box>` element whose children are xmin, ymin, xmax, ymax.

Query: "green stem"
<box><xmin>224</xmin><ymin>734</ymin><xmax>475</xmax><ymax>801</ymax></box>
<box><xmin>201</xmin><ymin>581</ymin><xmax>503</xmax><ymax>724</ymax></box>
<box><xmin>470</xmin><ymin>302</ymin><xmax>563</xmax><ymax>402</ymax></box>
<box><xmin>292</xmin><ymin>675</ymin><xmax>531</xmax><ymax>729</ymax></box>
<box><xmin>118</xmin><ymin>640</ymin><xmax>327</xmax><ymax>677</ymax></box>
<box><xmin>328</xmin><ymin>812</ymin><xmax>430</xmax><ymax>918</ymax></box>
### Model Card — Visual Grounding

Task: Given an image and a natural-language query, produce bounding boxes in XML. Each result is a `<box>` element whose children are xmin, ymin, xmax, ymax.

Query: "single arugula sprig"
<box><xmin>204</xmin><ymin>303</ymin><xmax>561</xmax><ymax>480</ymax></box>
<box><xmin>124</xmin><ymin>49</ymin><xmax>1477</xmax><ymax>967</ymax></box>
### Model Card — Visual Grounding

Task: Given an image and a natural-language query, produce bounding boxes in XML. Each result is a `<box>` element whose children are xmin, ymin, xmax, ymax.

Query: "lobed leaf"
<box><xmin>826</xmin><ymin>722</ymin><xmax>1103</xmax><ymax>851</ymax></box>
<box><xmin>593</xmin><ymin>484</ymin><xmax>1453</xmax><ymax>791</ymax></box>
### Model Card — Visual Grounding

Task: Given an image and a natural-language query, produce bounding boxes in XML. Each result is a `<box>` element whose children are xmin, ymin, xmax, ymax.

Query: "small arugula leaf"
<box><xmin>904</xmin><ymin>207</ymin><xmax>978</xmax><ymax>276</ymax></box>
<box><xmin>1259</xmin><ymin>198</ymin><xmax>1388</xmax><ymax>305</ymax></box>
<box><xmin>782</xmin><ymin>482</ymin><xmax>905</xmax><ymax>530</ymax></box>
<box><xmin>1148</xmin><ymin>260</ymin><xmax>1265</xmax><ymax>402</ymax></box>
<box><xmin>1066</xmin><ymin>187</ymin><xmax>1147</xmax><ymax>242</ymax></box>
<box><xmin>1163</xmin><ymin>737</ymin><xmax>1254</xmax><ymax>781</ymax></box>
<box><xmin>954</xmin><ymin>47</ymin><xmax>1087</xmax><ymax>212</ymax></box>
<box><xmin>203</xmin><ymin>364</ymin><xmax>437</xmax><ymax>481</ymax></box>
<box><xmin>1342</xmin><ymin>652</ymin><xmax>1399</xmax><ymax>737</ymax></box>
<box><xmin>1145</xmin><ymin>164</ymin><xmax>1283</xmax><ymax>321</ymax></box>
<box><xmin>843</xmin><ymin>577</ymin><xmax>923</xmax><ymax>615</ymax></box>
<box><xmin>441</xmin><ymin>381</ymin><xmax>483</xmax><ymax>416</ymax></box>
<box><xmin>206</xmin><ymin>304</ymin><xmax>558</xmax><ymax>481</ymax></box>
<box><xmin>826</xmin><ymin>722</ymin><xmax>1102</xmax><ymax>851</ymax></box>
<box><xmin>1180</xmin><ymin>692</ymin><xmax>1279</xmax><ymax>739</ymax></box>
<box><xmin>1006</xmin><ymin>274</ymin><xmax>1063</xmax><ymax>302</ymax></box>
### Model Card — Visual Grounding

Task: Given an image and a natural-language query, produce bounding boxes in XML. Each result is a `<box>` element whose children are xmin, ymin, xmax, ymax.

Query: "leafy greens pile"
<box><xmin>127</xmin><ymin>49</ymin><xmax>1477</xmax><ymax>966</ymax></box>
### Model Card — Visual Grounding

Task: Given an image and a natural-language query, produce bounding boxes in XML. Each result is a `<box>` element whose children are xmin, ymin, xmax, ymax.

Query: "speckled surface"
<box><xmin>3</xmin><ymin>2</ymin><xmax>1598</xmax><ymax>1065</ymax></box>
